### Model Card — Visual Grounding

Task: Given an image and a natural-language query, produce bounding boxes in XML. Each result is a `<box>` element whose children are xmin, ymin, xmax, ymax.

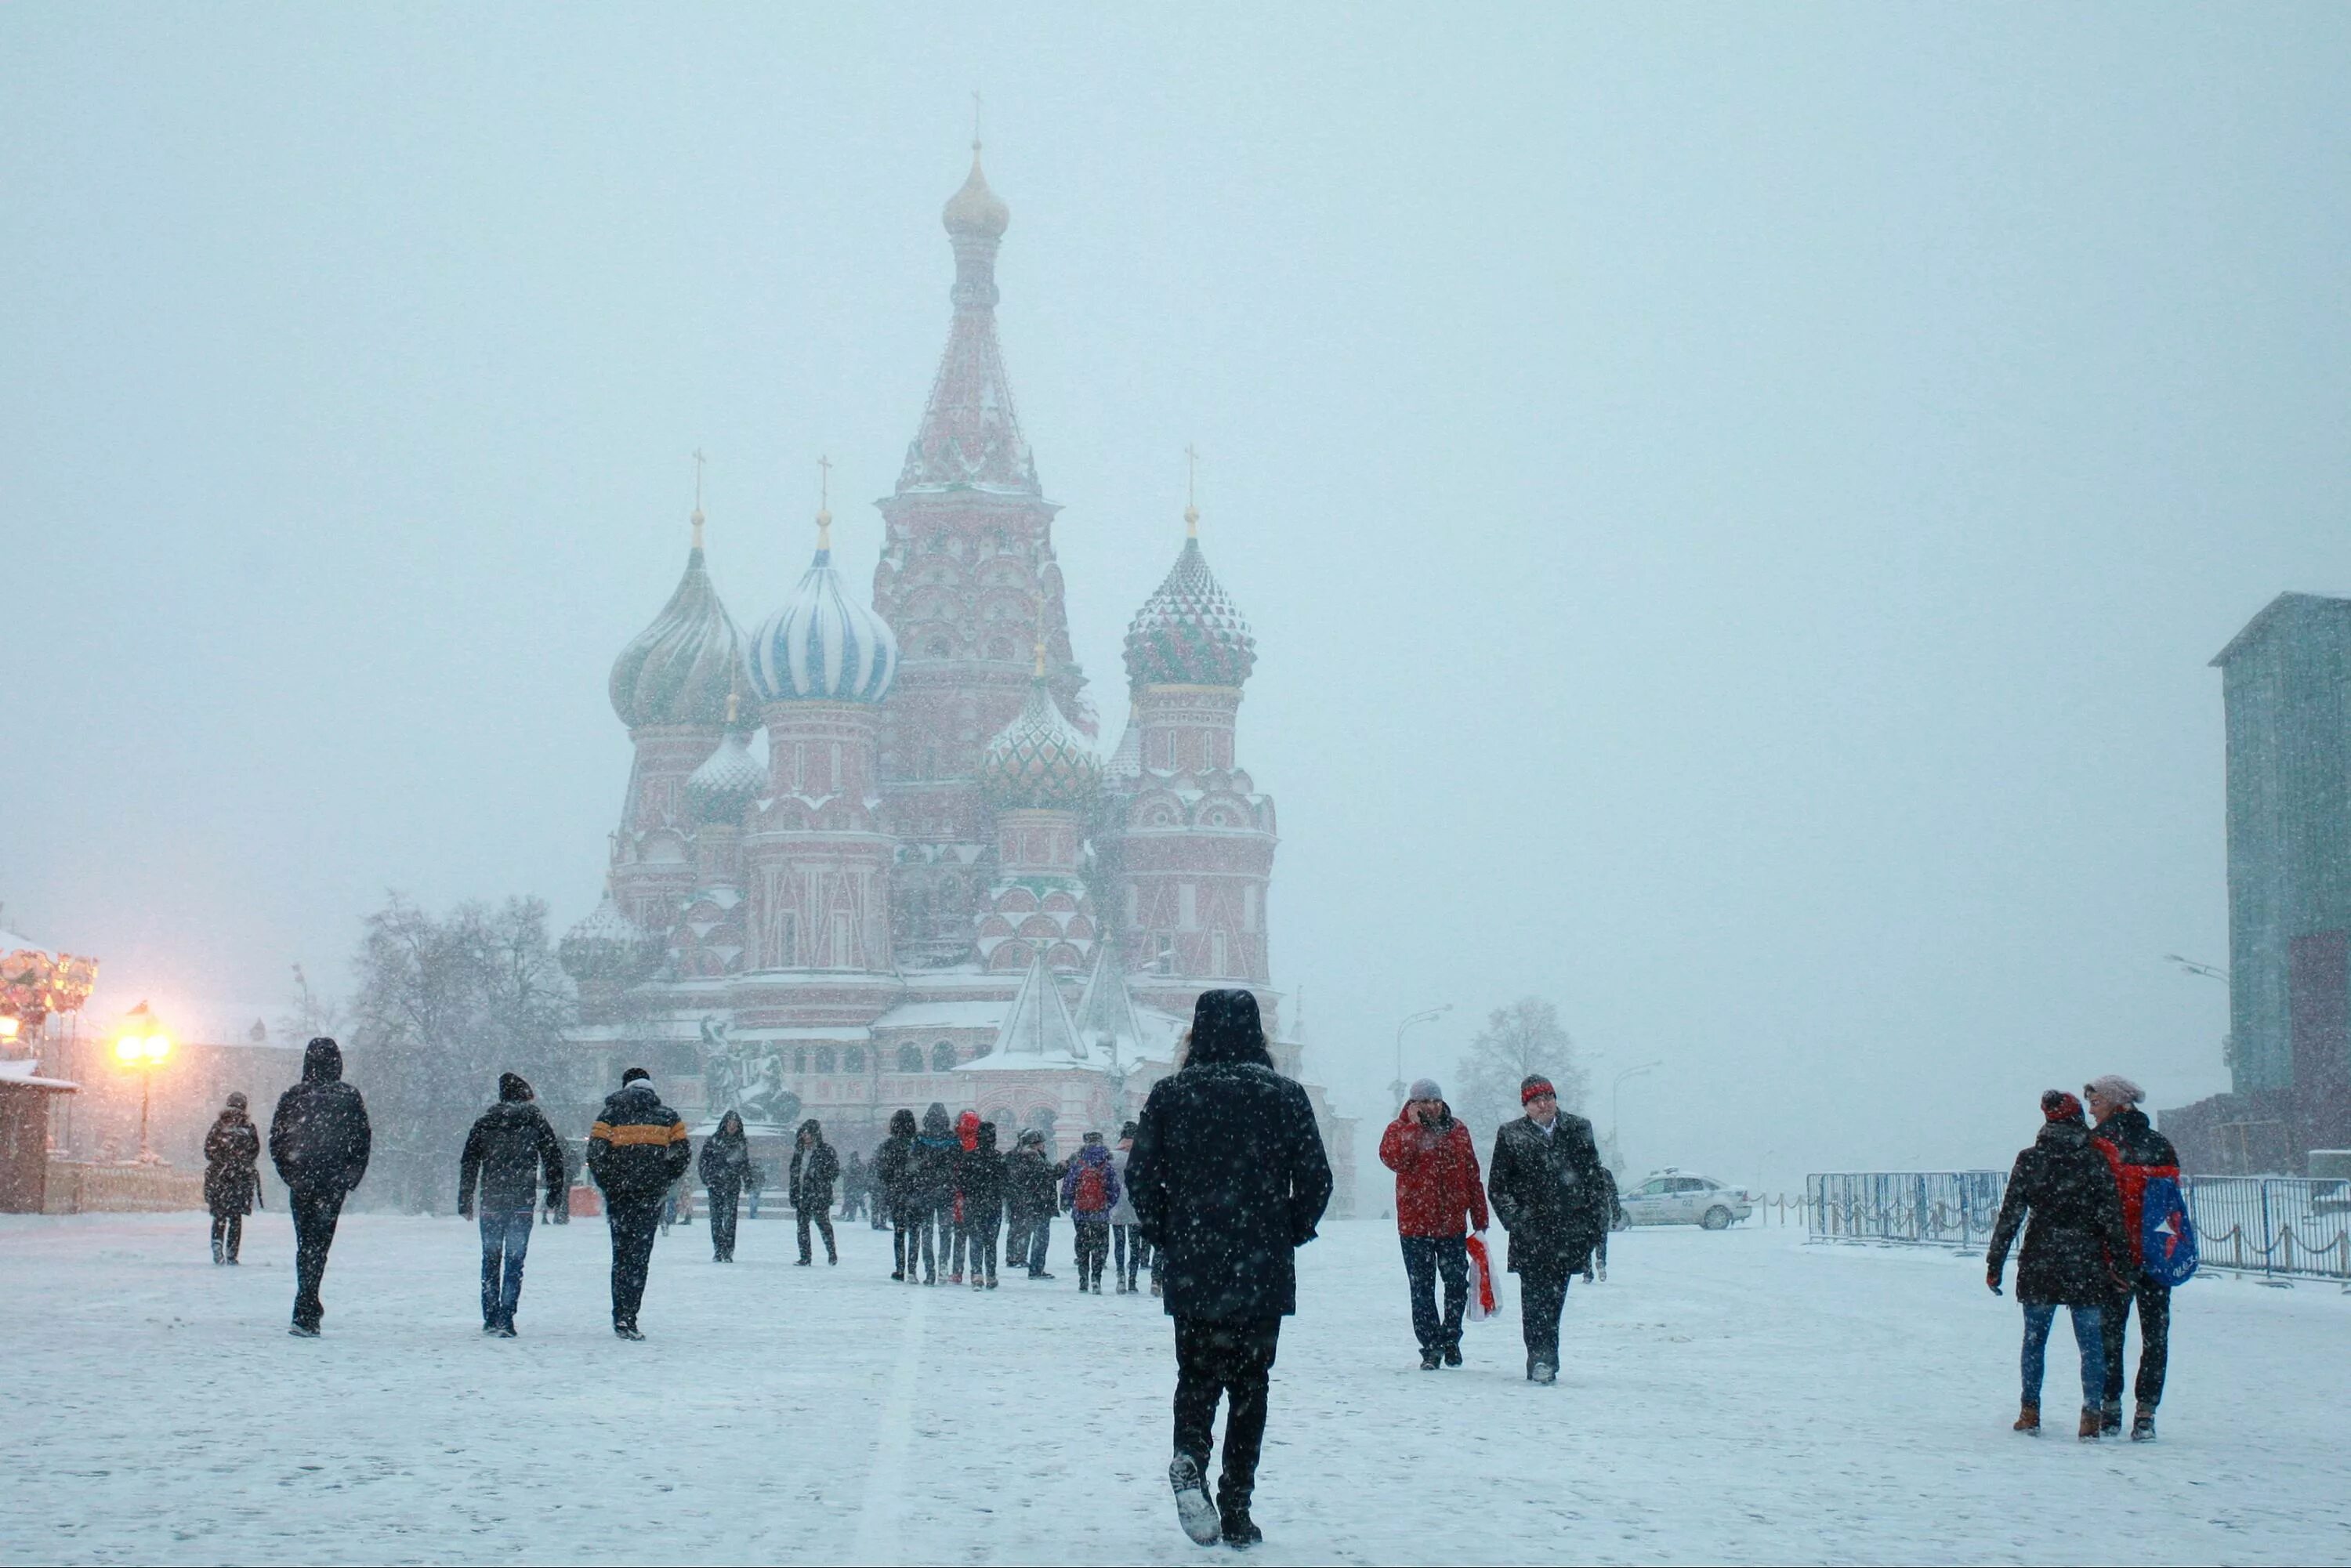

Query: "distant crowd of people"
<box><xmin>197</xmin><ymin>1008</ymin><xmax>2190</xmax><ymax>1548</ymax></box>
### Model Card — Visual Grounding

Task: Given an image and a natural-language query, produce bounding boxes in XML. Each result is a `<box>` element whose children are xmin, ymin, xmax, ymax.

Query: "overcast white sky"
<box><xmin>6</xmin><ymin>6</ymin><xmax>2348</xmax><ymax>1189</ymax></box>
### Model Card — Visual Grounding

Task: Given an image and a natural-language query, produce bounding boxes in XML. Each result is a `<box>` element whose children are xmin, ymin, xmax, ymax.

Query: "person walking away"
<box><xmin>1110</xmin><ymin>1121</ymin><xmax>1146</xmax><ymax>1292</ymax></box>
<box><xmin>204</xmin><ymin>1092</ymin><xmax>263</xmax><ymax>1266</ymax></box>
<box><xmin>587</xmin><ymin>1067</ymin><xmax>692</xmax><ymax>1340</ymax></box>
<box><xmin>457</xmin><ymin>1072</ymin><xmax>568</xmax><ymax>1336</ymax></box>
<box><xmin>944</xmin><ymin>1109</ymin><xmax>980</xmax><ymax>1282</ymax></box>
<box><xmin>747</xmin><ymin>1159</ymin><xmax>766</xmax><ymax>1221</ymax></box>
<box><xmin>1063</xmin><ymin>1131</ymin><xmax>1121</xmax><ymax>1293</ymax></box>
<box><xmin>700</xmin><ymin>1110</ymin><xmax>752</xmax><ymax>1262</ymax></box>
<box><xmin>1586</xmin><ymin>1166</ymin><xmax>1623</xmax><ymax>1284</ymax></box>
<box><xmin>1130</xmin><ymin>988</ymin><xmax>1333</xmax><ymax>1549</ymax></box>
<box><xmin>1986</xmin><ymin>1090</ymin><xmax>2131</xmax><ymax>1440</ymax></box>
<box><xmin>791</xmin><ymin>1117</ymin><xmax>842</xmax><ymax>1266</ymax></box>
<box><xmin>1379</xmin><ymin>1079</ymin><xmax>1491</xmax><ymax>1370</ymax></box>
<box><xmin>955</xmin><ymin>1121</ymin><xmax>1006</xmax><ymax>1288</ymax></box>
<box><xmin>2086</xmin><ymin>1074</ymin><xmax>2180</xmax><ymax>1440</ymax></box>
<box><xmin>1005</xmin><ymin>1129</ymin><xmax>1059</xmax><ymax>1280</ymax></box>
<box><xmin>268</xmin><ymin>1037</ymin><xmax>372</xmax><ymax>1338</ymax></box>
<box><xmin>1485</xmin><ymin>1075</ymin><xmax>1608</xmax><ymax>1385</ymax></box>
<box><xmin>876</xmin><ymin>1109</ymin><xmax>921</xmax><ymax>1280</ymax></box>
<box><xmin>843</xmin><ymin>1151</ymin><xmax>871</xmax><ymax>1226</ymax></box>
<box><xmin>910</xmin><ymin>1103</ymin><xmax>958</xmax><ymax>1284</ymax></box>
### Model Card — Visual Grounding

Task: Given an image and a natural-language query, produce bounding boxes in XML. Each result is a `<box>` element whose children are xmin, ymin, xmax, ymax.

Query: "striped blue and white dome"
<box><xmin>748</xmin><ymin>521</ymin><xmax>900</xmax><ymax>704</ymax></box>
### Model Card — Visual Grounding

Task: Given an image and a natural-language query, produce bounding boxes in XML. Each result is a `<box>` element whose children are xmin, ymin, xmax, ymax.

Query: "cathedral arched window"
<box><xmin>897</xmin><ymin>1044</ymin><xmax>924</xmax><ymax>1074</ymax></box>
<box><xmin>815</xmin><ymin>1047</ymin><xmax>836</xmax><ymax>1074</ymax></box>
<box><xmin>844</xmin><ymin>1045</ymin><xmax>865</xmax><ymax>1074</ymax></box>
<box><xmin>932</xmin><ymin>1041</ymin><xmax>957</xmax><ymax>1073</ymax></box>
<box><xmin>793</xmin><ymin>1048</ymin><xmax>807</xmax><ymax>1074</ymax></box>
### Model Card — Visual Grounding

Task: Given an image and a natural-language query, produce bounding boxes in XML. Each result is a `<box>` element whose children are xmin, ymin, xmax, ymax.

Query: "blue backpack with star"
<box><xmin>2139</xmin><ymin>1174</ymin><xmax>2198</xmax><ymax>1287</ymax></box>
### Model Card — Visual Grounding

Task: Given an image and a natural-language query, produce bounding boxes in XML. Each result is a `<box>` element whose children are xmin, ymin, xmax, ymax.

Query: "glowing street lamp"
<box><xmin>112</xmin><ymin>1003</ymin><xmax>172</xmax><ymax>1164</ymax></box>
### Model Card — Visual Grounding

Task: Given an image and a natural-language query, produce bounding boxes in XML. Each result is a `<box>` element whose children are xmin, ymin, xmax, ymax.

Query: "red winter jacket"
<box><xmin>1379</xmin><ymin>1113</ymin><xmax>1490</xmax><ymax>1237</ymax></box>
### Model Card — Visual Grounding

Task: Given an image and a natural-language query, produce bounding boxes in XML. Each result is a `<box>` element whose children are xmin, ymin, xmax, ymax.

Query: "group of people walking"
<box><xmin>1985</xmin><ymin>1074</ymin><xmax>2185</xmax><ymax>1443</ymax></box>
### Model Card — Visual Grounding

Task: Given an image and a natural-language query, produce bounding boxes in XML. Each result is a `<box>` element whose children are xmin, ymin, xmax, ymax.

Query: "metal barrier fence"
<box><xmin>1803</xmin><ymin>1170</ymin><xmax>2351</xmax><ymax>1282</ymax></box>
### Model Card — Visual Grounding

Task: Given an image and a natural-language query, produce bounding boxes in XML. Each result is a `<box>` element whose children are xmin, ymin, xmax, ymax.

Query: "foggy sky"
<box><xmin>6</xmin><ymin>6</ymin><xmax>2348</xmax><ymax>1190</ymax></box>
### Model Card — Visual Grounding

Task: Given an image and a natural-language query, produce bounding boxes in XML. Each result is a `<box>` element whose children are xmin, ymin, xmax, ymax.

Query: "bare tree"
<box><xmin>1454</xmin><ymin>997</ymin><xmax>1589</xmax><ymax>1141</ymax></box>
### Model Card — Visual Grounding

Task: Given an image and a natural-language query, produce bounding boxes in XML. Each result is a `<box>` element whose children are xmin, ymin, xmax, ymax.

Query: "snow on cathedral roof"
<box><xmin>1073</xmin><ymin>945</ymin><xmax>1148</xmax><ymax>1060</ymax></box>
<box><xmin>960</xmin><ymin>951</ymin><xmax>1092</xmax><ymax>1070</ymax></box>
<box><xmin>609</xmin><ymin>512</ymin><xmax>747</xmax><ymax>730</ymax></box>
<box><xmin>897</xmin><ymin>145</ymin><xmax>1041</xmax><ymax>499</ymax></box>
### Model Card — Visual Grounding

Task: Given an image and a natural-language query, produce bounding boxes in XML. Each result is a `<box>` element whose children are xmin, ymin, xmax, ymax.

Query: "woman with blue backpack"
<box><xmin>2088</xmin><ymin>1074</ymin><xmax>2193</xmax><ymax>1442</ymax></box>
<box><xmin>1987</xmin><ymin>1089</ymin><xmax>2132</xmax><ymax>1441</ymax></box>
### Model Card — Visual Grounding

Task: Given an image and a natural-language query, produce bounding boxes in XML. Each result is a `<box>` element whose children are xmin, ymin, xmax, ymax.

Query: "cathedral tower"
<box><xmin>873</xmin><ymin>143</ymin><xmax>1093</xmax><ymax>967</ymax></box>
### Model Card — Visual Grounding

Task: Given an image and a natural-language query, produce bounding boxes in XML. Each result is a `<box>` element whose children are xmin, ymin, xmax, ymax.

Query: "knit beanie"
<box><xmin>1520</xmin><ymin>1076</ymin><xmax>1556</xmax><ymax>1105</ymax></box>
<box><xmin>2041</xmin><ymin>1089</ymin><xmax>2085</xmax><ymax>1124</ymax></box>
<box><xmin>2083</xmin><ymin>1074</ymin><xmax>2145</xmax><ymax>1106</ymax></box>
<box><xmin>621</xmin><ymin>1066</ymin><xmax>652</xmax><ymax>1087</ymax></box>
<box><xmin>1408</xmin><ymin>1077</ymin><xmax>1444</xmax><ymax>1103</ymax></box>
<box><xmin>498</xmin><ymin>1072</ymin><xmax>533</xmax><ymax>1103</ymax></box>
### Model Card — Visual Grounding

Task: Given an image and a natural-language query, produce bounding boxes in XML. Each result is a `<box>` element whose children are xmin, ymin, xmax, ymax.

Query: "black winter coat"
<box><xmin>269</xmin><ymin>1039</ymin><xmax>372</xmax><ymax>1197</ymax></box>
<box><xmin>791</xmin><ymin>1140</ymin><xmax>840</xmax><ymax>1211</ymax></box>
<box><xmin>1004</xmin><ymin>1146</ymin><xmax>1056</xmax><ymax>1220</ymax></box>
<box><xmin>586</xmin><ymin>1082</ymin><xmax>691</xmax><ymax>1207</ymax></box>
<box><xmin>910</xmin><ymin>1106</ymin><xmax>957</xmax><ymax>1205</ymax></box>
<box><xmin>1487</xmin><ymin>1113</ymin><xmax>1610</xmax><ymax>1274</ymax></box>
<box><xmin>458</xmin><ymin>1099</ymin><xmax>568</xmax><ymax>1216</ymax></box>
<box><xmin>955</xmin><ymin>1143</ymin><xmax>1005</xmax><ymax>1221</ymax></box>
<box><xmin>1987</xmin><ymin>1121</ymin><xmax>2130</xmax><ymax>1306</ymax></box>
<box><xmin>700</xmin><ymin>1127</ymin><xmax>752</xmax><ymax>1195</ymax></box>
<box><xmin>874</xmin><ymin>1132</ymin><xmax>917</xmax><ymax>1210</ymax></box>
<box><xmin>203</xmin><ymin>1113</ymin><xmax>263</xmax><ymax>1217</ymax></box>
<box><xmin>1128</xmin><ymin>1049</ymin><xmax>1335</xmax><ymax>1324</ymax></box>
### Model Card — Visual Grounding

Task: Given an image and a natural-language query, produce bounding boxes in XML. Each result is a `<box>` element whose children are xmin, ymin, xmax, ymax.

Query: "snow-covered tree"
<box><xmin>346</xmin><ymin>894</ymin><xmax>574</xmax><ymax>1211</ymax></box>
<box><xmin>1454</xmin><ymin>997</ymin><xmax>1589</xmax><ymax>1141</ymax></box>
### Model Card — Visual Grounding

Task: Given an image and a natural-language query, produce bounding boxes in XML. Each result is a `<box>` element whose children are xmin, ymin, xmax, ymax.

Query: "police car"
<box><xmin>1618</xmin><ymin>1169</ymin><xmax>1756</xmax><ymax>1229</ymax></box>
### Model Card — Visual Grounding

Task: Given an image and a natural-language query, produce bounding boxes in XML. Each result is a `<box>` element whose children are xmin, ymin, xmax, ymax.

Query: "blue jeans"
<box><xmin>479</xmin><ymin>1209</ymin><xmax>534</xmax><ymax>1327</ymax></box>
<box><xmin>2021</xmin><ymin>1302</ymin><xmax>2105</xmax><ymax>1410</ymax></box>
<box><xmin>1400</xmin><ymin>1236</ymin><xmax>1470</xmax><ymax>1353</ymax></box>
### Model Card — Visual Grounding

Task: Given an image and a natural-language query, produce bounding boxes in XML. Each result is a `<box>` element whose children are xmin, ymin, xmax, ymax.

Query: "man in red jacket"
<box><xmin>1379</xmin><ymin>1078</ymin><xmax>1491</xmax><ymax>1370</ymax></box>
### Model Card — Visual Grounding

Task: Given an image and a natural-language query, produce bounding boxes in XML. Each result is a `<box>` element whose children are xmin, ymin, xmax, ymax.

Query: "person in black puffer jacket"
<box><xmin>587</xmin><ymin>1067</ymin><xmax>691</xmax><ymax>1339</ymax></box>
<box><xmin>1987</xmin><ymin>1091</ymin><xmax>2130</xmax><ymax>1440</ymax></box>
<box><xmin>1130</xmin><ymin>989</ymin><xmax>1333</xmax><ymax>1549</ymax></box>
<box><xmin>2087</xmin><ymin>1074</ymin><xmax>2181</xmax><ymax>1439</ymax></box>
<box><xmin>700</xmin><ymin>1110</ymin><xmax>752</xmax><ymax>1264</ymax></box>
<box><xmin>955</xmin><ymin>1121</ymin><xmax>1006</xmax><ymax>1288</ymax></box>
<box><xmin>1004</xmin><ymin>1129</ymin><xmax>1060</xmax><ymax>1280</ymax></box>
<box><xmin>203</xmin><ymin>1093</ymin><xmax>263</xmax><ymax>1266</ymax></box>
<box><xmin>269</xmin><ymin>1037</ymin><xmax>371</xmax><ymax>1337</ymax></box>
<box><xmin>458</xmin><ymin>1072</ymin><xmax>568</xmax><ymax>1335</ymax></box>
<box><xmin>875</xmin><ymin>1108</ymin><xmax>921</xmax><ymax>1281</ymax></box>
<box><xmin>790</xmin><ymin>1117</ymin><xmax>841</xmax><ymax>1267</ymax></box>
<box><xmin>908</xmin><ymin>1103</ymin><xmax>958</xmax><ymax>1285</ymax></box>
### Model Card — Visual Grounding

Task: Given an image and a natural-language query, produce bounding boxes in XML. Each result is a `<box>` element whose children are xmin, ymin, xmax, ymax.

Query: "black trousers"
<box><xmin>1518</xmin><ymin>1259</ymin><xmax>1574</xmax><ymax>1368</ymax></box>
<box><xmin>709</xmin><ymin>1186</ymin><xmax>739</xmax><ymax>1259</ymax></box>
<box><xmin>1114</xmin><ymin>1223</ymin><xmax>1141</xmax><ymax>1288</ymax></box>
<box><xmin>961</xmin><ymin>1210</ymin><xmax>1000</xmax><ymax>1280</ymax></box>
<box><xmin>1173</xmin><ymin>1316</ymin><xmax>1282</xmax><ymax>1512</ymax></box>
<box><xmin>608</xmin><ymin>1202</ymin><xmax>661</xmax><ymax>1325</ymax></box>
<box><xmin>798</xmin><ymin>1206</ymin><xmax>837</xmax><ymax>1263</ymax></box>
<box><xmin>288</xmin><ymin>1188</ymin><xmax>346</xmax><ymax>1330</ymax></box>
<box><xmin>209</xmin><ymin>1211</ymin><xmax>244</xmax><ymax>1262</ymax></box>
<box><xmin>2102</xmin><ymin>1276</ymin><xmax>2171</xmax><ymax>1409</ymax></box>
<box><xmin>1074</xmin><ymin>1217</ymin><xmax>1110</xmax><ymax>1287</ymax></box>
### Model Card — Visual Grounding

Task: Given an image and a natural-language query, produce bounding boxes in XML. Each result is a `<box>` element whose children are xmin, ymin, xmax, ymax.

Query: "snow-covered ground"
<box><xmin>5</xmin><ymin>1209</ymin><xmax>2347</xmax><ymax>1566</ymax></box>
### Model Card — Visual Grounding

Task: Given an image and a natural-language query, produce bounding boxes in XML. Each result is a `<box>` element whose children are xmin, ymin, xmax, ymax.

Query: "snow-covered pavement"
<box><xmin>5</xmin><ymin>1210</ymin><xmax>2347</xmax><ymax>1565</ymax></box>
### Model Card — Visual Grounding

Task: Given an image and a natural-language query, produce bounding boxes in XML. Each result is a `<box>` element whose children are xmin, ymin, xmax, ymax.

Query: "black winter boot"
<box><xmin>1168</xmin><ymin>1454</ymin><xmax>1222</xmax><ymax>1546</ymax></box>
<box><xmin>1220</xmin><ymin>1503</ymin><xmax>1262</xmax><ymax>1548</ymax></box>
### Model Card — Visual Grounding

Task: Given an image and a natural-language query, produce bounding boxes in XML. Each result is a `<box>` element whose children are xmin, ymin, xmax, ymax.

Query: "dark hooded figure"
<box><xmin>1129</xmin><ymin>989</ymin><xmax>1334</xmax><ymax>1550</ymax></box>
<box><xmin>908</xmin><ymin>1103</ymin><xmax>958</xmax><ymax>1285</ymax></box>
<box><xmin>1004</xmin><ymin>1128</ymin><xmax>1060</xmax><ymax>1279</ymax></box>
<box><xmin>587</xmin><ymin>1067</ymin><xmax>691</xmax><ymax>1340</ymax></box>
<box><xmin>268</xmin><ymin>1037</ymin><xmax>372</xmax><ymax>1337</ymax></box>
<box><xmin>700</xmin><ymin>1110</ymin><xmax>752</xmax><ymax>1264</ymax></box>
<box><xmin>458</xmin><ymin>1072</ymin><xmax>568</xmax><ymax>1335</ymax></box>
<box><xmin>875</xmin><ymin>1108</ymin><xmax>921</xmax><ymax>1281</ymax></box>
<box><xmin>790</xmin><ymin>1117</ymin><xmax>841</xmax><ymax>1266</ymax></box>
<box><xmin>203</xmin><ymin>1092</ymin><xmax>263</xmax><ymax>1266</ymax></box>
<box><xmin>1987</xmin><ymin>1090</ymin><xmax>2131</xmax><ymax>1440</ymax></box>
<box><xmin>955</xmin><ymin>1121</ymin><xmax>1006</xmax><ymax>1288</ymax></box>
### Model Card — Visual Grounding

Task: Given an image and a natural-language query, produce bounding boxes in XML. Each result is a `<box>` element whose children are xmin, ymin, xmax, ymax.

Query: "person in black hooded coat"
<box><xmin>1129</xmin><ymin>989</ymin><xmax>1333</xmax><ymax>1549</ymax></box>
<box><xmin>1987</xmin><ymin>1090</ymin><xmax>2130</xmax><ymax>1437</ymax></box>
<box><xmin>908</xmin><ymin>1103</ymin><xmax>958</xmax><ymax>1285</ymax></box>
<box><xmin>458</xmin><ymin>1071</ymin><xmax>568</xmax><ymax>1334</ymax></box>
<box><xmin>203</xmin><ymin>1092</ymin><xmax>263</xmax><ymax>1265</ymax></box>
<box><xmin>790</xmin><ymin>1117</ymin><xmax>841</xmax><ymax>1266</ymax></box>
<box><xmin>875</xmin><ymin>1108</ymin><xmax>921</xmax><ymax>1280</ymax></box>
<box><xmin>700</xmin><ymin>1110</ymin><xmax>752</xmax><ymax>1263</ymax></box>
<box><xmin>268</xmin><ymin>1037</ymin><xmax>371</xmax><ymax>1336</ymax></box>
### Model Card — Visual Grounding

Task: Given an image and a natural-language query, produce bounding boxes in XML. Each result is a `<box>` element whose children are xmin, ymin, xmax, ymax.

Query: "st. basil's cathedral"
<box><xmin>556</xmin><ymin>147</ymin><xmax>1357</xmax><ymax>1208</ymax></box>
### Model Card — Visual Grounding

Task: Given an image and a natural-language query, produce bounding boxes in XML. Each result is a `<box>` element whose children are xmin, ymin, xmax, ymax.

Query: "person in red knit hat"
<box><xmin>1378</xmin><ymin>1078</ymin><xmax>1490</xmax><ymax>1370</ymax></box>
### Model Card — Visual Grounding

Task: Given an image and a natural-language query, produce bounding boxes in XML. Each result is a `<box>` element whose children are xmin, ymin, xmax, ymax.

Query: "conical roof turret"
<box><xmin>898</xmin><ymin>142</ymin><xmax>1038</xmax><ymax>496</ymax></box>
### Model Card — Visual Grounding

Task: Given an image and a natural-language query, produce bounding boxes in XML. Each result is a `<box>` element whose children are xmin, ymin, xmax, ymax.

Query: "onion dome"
<box><xmin>942</xmin><ymin>142</ymin><xmax>1010</xmax><ymax>239</ymax></box>
<box><xmin>559</xmin><ymin>890</ymin><xmax>659</xmax><ymax>986</ymax></box>
<box><xmin>983</xmin><ymin>652</ymin><xmax>1104</xmax><ymax>810</ymax></box>
<box><xmin>748</xmin><ymin>505</ymin><xmax>900</xmax><ymax>704</ymax></box>
<box><xmin>609</xmin><ymin>503</ymin><xmax>747</xmax><ymax>729</ymax></box>
<box><xmin>684</xmin><ymin>693</ymin><xmax>764</xmax><ymax>823</ymax></box>
<box><xmin>1122</xmin><ymin>503</ymin><xmax>1256</xmax><ymax>690</ymax></box>
<box><xmin>1103</xmin><ymin>705</ymin><xmax>1143</xmax><ymax>788</ymax></box>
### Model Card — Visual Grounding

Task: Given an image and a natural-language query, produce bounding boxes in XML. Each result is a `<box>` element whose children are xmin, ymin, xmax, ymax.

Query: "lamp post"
<box><xmin>111</xmin><ymin>1004</ymin><xmax>172</xmax><ymax>1164</ymax></box>
<box><xmin>1390</xmin><ymin>1004</ymin><xmax>1454</xmax><ymax>1107</ymax></box>
<box><xmin>1611</xmin><ymin>1060</ymin><xmax>1660</xmax><ymax>1154</ymax></box>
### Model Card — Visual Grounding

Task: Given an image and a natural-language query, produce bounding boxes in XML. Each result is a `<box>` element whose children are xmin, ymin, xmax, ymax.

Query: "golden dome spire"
<box><xmin>1184</xmin><ymin>443</ymin><xmax>1201</xmax><ymax>538</ymax></box>
<box><xmin>1033</xmin><ymin>633</ymin><xmax>1049</xmax><ymax>679</ymax></box>
<box><xmin>816</xmin><ymin>453</ymin><xmax>833</xmax><ymax>552</ymax></box>
<box><xmin>691</xmin><ymin>447</ymin><xmax>707</xmax><ymax>551</ymax></box>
